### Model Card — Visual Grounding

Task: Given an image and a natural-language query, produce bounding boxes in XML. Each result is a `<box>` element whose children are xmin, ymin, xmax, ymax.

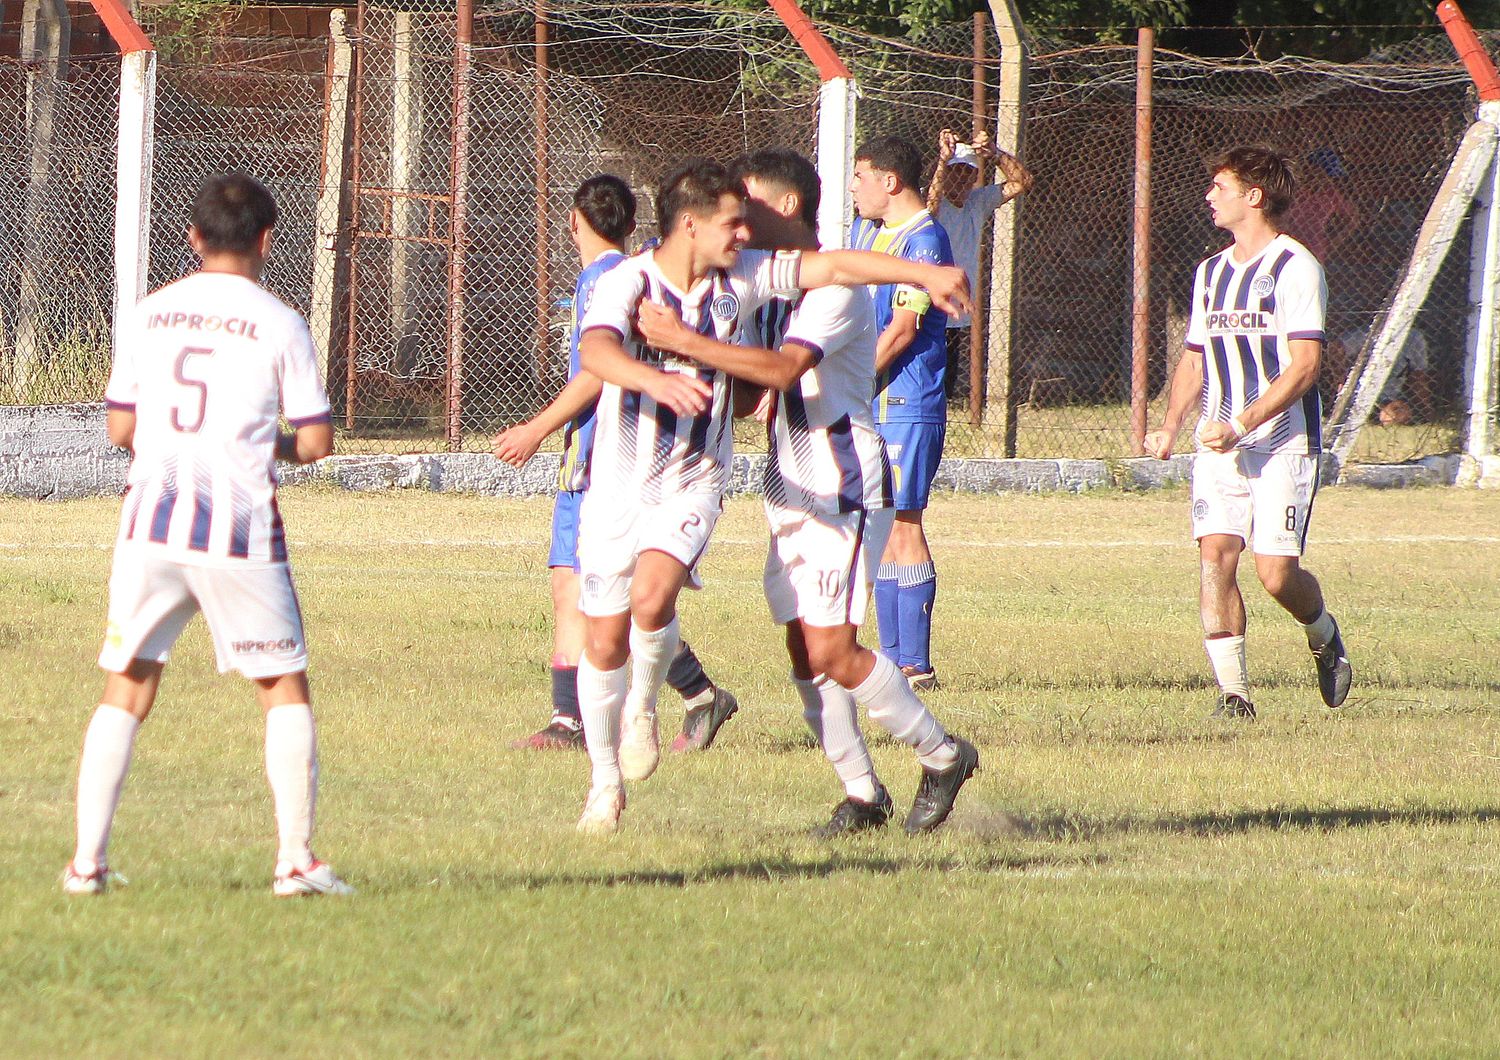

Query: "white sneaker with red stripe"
<box><xmin>273</xmin><ymin>860</ymin><xmax>354</xmax><ymax>897</ymax></box>
<box><xmin>61</xmin><ymin>863</ymin><xmax>126</xmax><ymax>896</ymax></box>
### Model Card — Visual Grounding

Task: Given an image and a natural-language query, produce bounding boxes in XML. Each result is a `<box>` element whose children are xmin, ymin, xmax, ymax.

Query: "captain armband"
<box><xmin>893</xmin><ymin>285</ymin><xmax>932</xmax><ymax>318</ymax></box>
<box><xmin>770</xmin><ymin>249</ymin><xmax>803</xmax><ymax>298</ymax></box>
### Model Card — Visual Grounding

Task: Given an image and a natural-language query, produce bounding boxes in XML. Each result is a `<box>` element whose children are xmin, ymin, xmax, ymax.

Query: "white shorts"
<box><xmin>1191</xmin><ymin>449</ymin><xmax>1319</xmax><ymax>557</ymax></box>
<box><xmin>99</xmin><ymin>549</ymin><xmax>309</xmax><ymax>679</ymax></box>
<box><xmin>576</xmin><ymin>488</ymin><xmax>723</xmax><ymax>617</ymax></box>
<box><xmin>763</xmin><ymin>505</ymin><xmax>894</xmax><ymax>628</ymax></box>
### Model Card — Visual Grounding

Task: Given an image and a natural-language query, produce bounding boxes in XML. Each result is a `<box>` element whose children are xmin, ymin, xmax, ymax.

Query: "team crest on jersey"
<box><xmin>710</xmin><ymin>292</ymin><xmax>739</xmax><ymax>323</ymax></box>
<box><xmin>1251</xmin><ymin>274</ymin><xmax>1275</xmax><ymax>298</ymax></box>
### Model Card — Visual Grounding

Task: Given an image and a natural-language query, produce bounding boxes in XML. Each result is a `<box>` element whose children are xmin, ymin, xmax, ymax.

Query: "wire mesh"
<box><xmin>1</xmin><ymin>9</ymin><xmax>1496</xmax><ymax>467</ymax></box>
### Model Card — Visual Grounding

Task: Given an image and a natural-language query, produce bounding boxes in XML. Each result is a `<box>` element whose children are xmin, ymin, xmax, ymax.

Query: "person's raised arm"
<box><xmin>795</xmin><ymin>250</ymin><xmax>971</xmax><ymax>319</ymax></box>
<box><xmin>926</xmin><ymin>128</ymin><xmax>959</xmax><ymax>213</ymax></box>
<box><xmin>992</xmin><ymin>148</ymin><xmax>1034</xmax><ymax>202</ymax></box>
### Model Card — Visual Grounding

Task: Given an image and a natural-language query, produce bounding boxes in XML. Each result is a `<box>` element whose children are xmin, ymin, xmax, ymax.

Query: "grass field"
<box><xmin>4</xmin><ymin>485</ymin><xmax>1500</xmax><ymax>1056</ymax></box>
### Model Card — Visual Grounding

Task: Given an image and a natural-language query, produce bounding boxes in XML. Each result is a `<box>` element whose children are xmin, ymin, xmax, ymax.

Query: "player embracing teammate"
<box><xmin>570</xmin><ymin>158</ymin><xmax>980</xmax><ymax>834</ymax></box>
<box><xmin>638</xmin><ymin>149</ymin><xmax>980</xmax><ymax>835</ymax></box>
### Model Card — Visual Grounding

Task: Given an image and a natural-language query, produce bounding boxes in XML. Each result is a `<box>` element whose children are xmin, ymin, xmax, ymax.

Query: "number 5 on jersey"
<box><xmin>171</xmin><ymin>346</ymin><xmax>215</xmax><ymax>432</ymax></box>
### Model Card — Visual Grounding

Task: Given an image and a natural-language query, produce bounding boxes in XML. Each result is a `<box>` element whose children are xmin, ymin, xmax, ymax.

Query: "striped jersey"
<box><xmin>557</xmin><ymin>248</ymin><xmax>627</xmax><ymax>492</ymax></box>
<box><xmin>104</xmin><ymin>272</ymin><xmax>331</xmax><ymax>565</ymax></box>
<box><xmin>1186</xmin><ymin>233</ymin><xmax>1326</xmax><ymax>455</ymax></box>
<box><xmin>579</xmin><ymin>248</ymin><xmax>796</xmax><ymax>500</ymax></box>
<box><xmin>750</xmin><ymin>287</ymin><xmax>893</xmax><ymax>516</ymax></box>
<box><xmin>850</xmin><ymin>209</ymin><xmax>954</xmax><ymax>425</ymax></box>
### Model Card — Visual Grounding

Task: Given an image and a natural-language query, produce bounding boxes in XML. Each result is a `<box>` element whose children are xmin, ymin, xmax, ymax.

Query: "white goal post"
<box><xmin>1326</xmin><ymin>1</ymin><xmax>1500</xmax><ymax>485</ymax></box>
<box><xmin>87</xmin><ymin>0</ymin><xmax>156</xmax><ymax>360</ymax></box>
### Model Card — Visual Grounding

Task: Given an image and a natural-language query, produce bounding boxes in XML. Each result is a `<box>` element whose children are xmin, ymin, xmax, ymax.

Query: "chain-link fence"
<box><xmin>0</xmin><ymin>55</ymin><xmax>118</xmax><ymax>406</ymax></box>
<box><xmin>2</xmin><ymin>6</ymin><xmax>1496</xmax><ymax>467</ymax></box>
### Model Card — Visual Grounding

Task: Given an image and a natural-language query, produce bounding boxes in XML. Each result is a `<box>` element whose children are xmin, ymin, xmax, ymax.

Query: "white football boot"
<box><xmin>576</xmin><ymin>784</ymin><xmax>626</xmax><ymax>835</ymax></box>
<box><xmin>273</xmin><ymin>859</ymin><xmax>354</xmax><ymax>897</ymax></box>
<box><xmin>61</xmin><ymin>863</ymin><xmax>126</xmax><ymax>896</ymax></box>
<box><xmin>618</xmin><ymin>700</ymin><xmax>661</xmax><ymax>782</ymax></box>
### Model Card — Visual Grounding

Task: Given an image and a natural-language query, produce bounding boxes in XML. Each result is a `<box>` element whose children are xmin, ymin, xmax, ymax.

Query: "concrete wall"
<box><xmin>5</xmin><ymin>402</ymin><xmax>1496</xmax><ymax>500</ymax></box>
<box><xmin>1</xmin><ymin>403</ymin><xmax>128</xmax><ymax>499</ymax></box>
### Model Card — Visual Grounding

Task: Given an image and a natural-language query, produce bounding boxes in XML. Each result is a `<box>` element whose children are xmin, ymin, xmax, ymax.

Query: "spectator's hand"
<box><xmin>938</xmin><ymin>128</ymin><xmax>958</xmax><ymax>162</ymax></box>
<box><xmin>493</xmin><ymin>422</ymin><xmax>543</xmax><ymax>466</ymax></box>
<box><xmin>1197</xmin><ymin>420</ymin><xmax>1241</xmax><ymax>453</ymax></box>
<box><xmin>637</xmin><ymin>300</ymin><xmax>695</xmax><ymax>356</ymax></box>
<box><xmin>642</xmin><ymin>368</ymin><xmax>712</xmax><ymax>417</ymax></box>
<box><xmin>1143</xmin><ymin>428</ymin><xmax>1176</xmax><ymax>460</ymax></box>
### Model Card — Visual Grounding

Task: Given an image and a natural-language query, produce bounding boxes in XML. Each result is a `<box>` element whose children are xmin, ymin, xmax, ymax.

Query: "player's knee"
<box><xmin>1255</xmin><ymin>561</ymin><xmax>1297</xmax><ymax>599</ymax></box>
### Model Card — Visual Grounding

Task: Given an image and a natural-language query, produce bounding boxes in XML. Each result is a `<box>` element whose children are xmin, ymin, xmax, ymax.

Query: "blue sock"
<box><xmin>875</xmin><ymin>564</ymin><xmax>901</xmax><ymax>664</ymax></box>
<box><xmin>551</xmin><ymin>665</ymin><xmax>581</xmax><ymax>722</ymax></box>
<box><xmin>665</xmin><ymin>639</ymin><xmax>712</xmax><ymax>701</ymax></box>
<box><xmin>896</xmin><ymin>562</ymin><xmax>937</xmax><ymax>672</ymax></box>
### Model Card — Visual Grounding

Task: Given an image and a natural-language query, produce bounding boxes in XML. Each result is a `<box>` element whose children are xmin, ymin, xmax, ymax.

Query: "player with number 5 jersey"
<box><xmin>65</xmin><ymin>172</ymin><xmax>351</xmax><ymax>900</ymax></box>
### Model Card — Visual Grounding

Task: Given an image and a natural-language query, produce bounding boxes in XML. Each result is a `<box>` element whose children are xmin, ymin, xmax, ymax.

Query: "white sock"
<box><xmin>578</xmin><ymin>654</ymin><xmax>627</xmax><ymax>788</ymax></box>
<box><xmin>1205</xmin><ymin>635</ymin><xmax>1250</xmax><ymax>700</ymax></box>
<box><xmin>1301</xmin><ymin>609</ymin><xmax>1336</xmax><ymax>651</ymax></box>
<box><xmin>626</xmin><ymin>616</ymin><xmax>680</xmax><ymax>718</ymax></box>
<box><xmin>851</xmin><ymin>654</ymin><xmax>957</xmax><ymax>771</ymax></box>
<box><xmin>265</xmin><ymin>704</ymin><xmax>318</xmax><ymax>872</ymax></box>
<box><xmin>794</xmin><ymin>674</ymin><xmax>878</xmax><ymax>803</ymax></box>
<box><xmin>73</xmin><ymin>704</ymin><xmax>140</xmax><ymax>876</ymax></box>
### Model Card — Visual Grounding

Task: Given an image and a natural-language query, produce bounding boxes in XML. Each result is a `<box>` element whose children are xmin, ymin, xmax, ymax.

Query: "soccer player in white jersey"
<box><xmin>63</xmin><ymin>173</ymin><xmax>351</xmax><ymax>896</ymax></box>
<box><xmin>572</xmin><ymin>157</ymin><xmax>972</xmax><ymax>833</ymax></box>
<box><xmin>493</xmin><ymin>175</ymin><xmax>739</xmax><ymax>754</ymax></box>
<box><xmin>638</xmin><ymin>149</ymin><xmax>979</xmax><ymax>835</ymax></box>
<box><xmin>1145</xmin><ymin>145</ymin><xmax>1352</xmax><ymax>720</ymax></box>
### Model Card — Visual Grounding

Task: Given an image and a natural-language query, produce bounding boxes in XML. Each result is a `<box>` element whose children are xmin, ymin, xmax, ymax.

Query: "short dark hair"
<box><xmin>573</xmin><ymin>174</ymin><xmax>635</xmax><ymax>244</ymax></box>
<box><xmin>854</xmin><ymin>136</ymin><xmax>923</xmax><ymax>192</ymax></box>
<box><xmin>655</xmin><ymin>158</ymin><xmax>745</xmax><ymax>237</ymax></box>
<box><xmin>1209</xmin><ymin>144</ymin><xmax>1296</xmax><ymax>220</ymax></box>
<box><xmin>731</xmin><ymin>148</ymin><xmax>821</xmax><ymax>230</ymax></box>
<box><xmin>191</xmin><ymin>172</ymin><xmax>278</xmax><ymax>253</ymax></box>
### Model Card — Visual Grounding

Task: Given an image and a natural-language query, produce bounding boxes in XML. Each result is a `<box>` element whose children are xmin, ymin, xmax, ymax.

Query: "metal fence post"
<box><xmin>1129</xmin><ymin>27</ymin><xmax>1153</xmax><ymax>455</ymax></box>
<box><xmin>985</xmin><ymin>0</ymin><xmax>1025</xmax><ymax>457</ymax></box>
<box><xmin>445</xmin><ymin>0</ymin><xmax>473</xmax><ymax>451</ymax></box>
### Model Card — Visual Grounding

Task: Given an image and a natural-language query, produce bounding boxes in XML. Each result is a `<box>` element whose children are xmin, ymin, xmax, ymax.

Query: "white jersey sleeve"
<box><xmin>279</xmin><ymin>317</ymin><xmax>332</xmax><ymax>426</ymax></box>
<box><xmin>579</xmin><ymin>259</ymin><xmax>647</xmax><ymax>340</ymax></box>
<box><xmin>1274</xmin><ymin>254</ymin><xmax>1327</xmax><ymax>341</ymax></box>
<box><xmin>782</xmin><ymin>284</ymin><xmax>851</xmax><ymax>360</ymax></box>
<box><xmin>104</xmin><ymin>313</ymin><xmax>141</xmax><ymax>410</ymax></box>
<box><xmin>1185</xmin><ymin>259</ymin><xmax>1210</xmax><ymax>352</ymax></box>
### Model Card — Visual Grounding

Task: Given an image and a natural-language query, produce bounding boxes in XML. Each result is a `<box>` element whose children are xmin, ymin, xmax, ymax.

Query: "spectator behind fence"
<box><xmin>925</xmin><ymin>128</ymin><xmax>1033</xmax><ymax>399</ymax></box>
<box><xmin>1285</xmin><ymin>146</ymin><xmax>1360</xmax><ymax>266</ymax></box>
<box><xmin>1328</xmin><ymin>322</ymin><xmax>1432</xmax><ymax>426</ymax></box>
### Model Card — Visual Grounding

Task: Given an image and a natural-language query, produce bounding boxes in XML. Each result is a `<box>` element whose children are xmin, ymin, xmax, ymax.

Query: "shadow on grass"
<box><xmin>388</xmin><ymin>848</ymin><xmax>1106</xmax><ymax>893</ymax></box>
<box><xmin>971</xmin><ymin>804</ymin><xmax>1500</xmax><ymax>842</ymax></box>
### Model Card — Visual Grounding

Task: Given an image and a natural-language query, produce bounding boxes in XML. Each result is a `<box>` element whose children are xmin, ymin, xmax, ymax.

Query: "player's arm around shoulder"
<box><xmin>793</xmin><ymin>248</ymin><xmax>971</xmax><ymax>320</ymax></box>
